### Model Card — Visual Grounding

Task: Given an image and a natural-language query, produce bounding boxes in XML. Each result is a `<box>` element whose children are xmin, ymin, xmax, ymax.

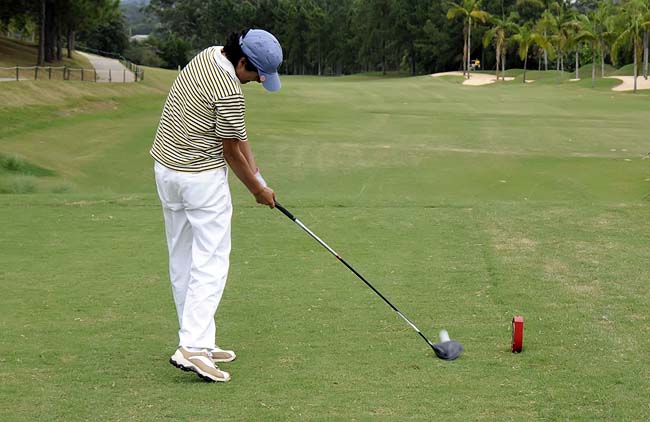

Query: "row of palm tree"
<box><xmin>447</xmin><ymin>0</ymin><xmax>650</xmax><ymax>92</ymax></box>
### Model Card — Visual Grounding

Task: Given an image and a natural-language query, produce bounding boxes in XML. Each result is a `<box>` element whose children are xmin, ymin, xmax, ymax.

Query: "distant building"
<box><xmin>129</xmin><ymin>34</ymin><xmax>150</xmax><ymax>43</ymax></box>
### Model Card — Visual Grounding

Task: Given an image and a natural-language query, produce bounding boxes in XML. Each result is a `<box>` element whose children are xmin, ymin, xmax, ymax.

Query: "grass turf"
<box><xmin>0</xmin><ymin>66</ymin><xmax>649</xmax><ymax>420</ymax></box>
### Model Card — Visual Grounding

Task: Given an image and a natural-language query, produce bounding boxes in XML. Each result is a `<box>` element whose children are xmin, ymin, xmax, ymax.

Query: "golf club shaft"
<box><xmin>274</xmin><ymin>201</ymin><xmax>435</xmax><ymax>349</ymax></box>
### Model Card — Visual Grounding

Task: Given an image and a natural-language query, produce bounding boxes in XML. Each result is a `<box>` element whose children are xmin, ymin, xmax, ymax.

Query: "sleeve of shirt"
<box><xmin>215</xmin><ymin>94</ymin><xmax>247</xmax><ymax>141</ymax></box>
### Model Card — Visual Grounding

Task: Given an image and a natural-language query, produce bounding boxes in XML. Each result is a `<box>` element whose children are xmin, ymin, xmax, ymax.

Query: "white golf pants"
<box><xmin>154</xmin><ymin>161</ymin><xmax>232</xmax><ymax>350</ymax></box>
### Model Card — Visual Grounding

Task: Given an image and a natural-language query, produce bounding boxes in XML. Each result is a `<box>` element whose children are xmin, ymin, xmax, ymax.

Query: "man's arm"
<box><xmin>238</xmin><ymin>140</ymin><xmax>257</xmax><ymax>173</ymax></box>
<box><xmin>238</xmin><ymin>140</ymin><xmax>268</xmax><ymax>187</ymax></box>
<box><xmin>222</xmin><ymin>139</ymin><xmax>275</xmax><ymax>208</ymax></box>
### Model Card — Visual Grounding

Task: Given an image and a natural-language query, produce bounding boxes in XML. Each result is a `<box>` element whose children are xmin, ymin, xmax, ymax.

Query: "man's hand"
<box><xmin>254</xmin><ymin>186</ymin><xmax>275</xmax><ymax>208</ymax></box>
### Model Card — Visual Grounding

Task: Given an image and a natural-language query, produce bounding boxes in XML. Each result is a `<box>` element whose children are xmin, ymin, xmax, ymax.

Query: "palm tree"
<box><xmin>612</xmin><ymin>0</ymin><xmax>649</xmax><ymax>92</ymax></box>
<box><xmin>482</xmin><ymin>15</ymin><xmax>508</xmax><ymax>80</ymax></box>
<box><xmin>447</xmin><ymin>0</ymin><xmax>490</xmax><ymax>79</ymax></box>
<box><xmin>575</xmin><ymin>13</ymin><xmax>600</xmax><ymax>87</ymax></box>
<box><xmin>595</xmin><ymin>1</ymin><xmax>618</xmax><ymax>77</ymax></box>
<box><xmin>513</xmin><ymin>23</ymin><xmax>550</xmax><ymax>83</ymax></box>
<box><xmin>537</xmin><ymin>9</ymin><xmax>557</xmax><ymax>71</ymax></box>
<box><xmin>569</xmin><ymin>15</ymin><xmax>585</xmax><ymax>80</ymax></box>
<box><xmin>641</xmin><ymin>0</ymin><xmax>650</xmax><ymax>78</ymax></box>
<box><xmin>549</xmin><ymin>1</ymin><xmax>578</xmax><ymax>82</ymax></box>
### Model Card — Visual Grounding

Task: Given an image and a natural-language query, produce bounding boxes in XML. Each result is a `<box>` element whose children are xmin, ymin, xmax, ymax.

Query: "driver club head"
<box><xmin>431</xmin><ymin>329</ymin><xmax>463</xmax><ymax>361</ymax></box>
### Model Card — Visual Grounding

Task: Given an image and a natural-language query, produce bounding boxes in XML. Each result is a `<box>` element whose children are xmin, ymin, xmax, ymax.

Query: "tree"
<box><xmin>512</xmin><ymin>22</ymin><xmax>549</xmax><ymax>83</ymax></box>
<box><xmin>355</xmin><ymin>0</ymin><xmax>394</xmax><ymax>75</ymax></box>
<box><xmin>595</xmin><ymin>0</ymin><xmax>618</xmax><ymax>77</ymax></box>
<box><xmin>641</xmin><ymin>0</ymin><xmax>650</xmax><ymax>78</ymax></box>
<box><xmin>392</xmin><ymin>0</ymin><xmax>431</xmax><ymax>75</ymax></box>
<box><xmin>305</xmin><ymin>0</ymin><xmax>327</xmax><ymax>75</ymax></box>
<box><xmin>536</xmin><ymin>9</ymin><xmax>557</xmax><ymax>71</ymax></box>
<box><xmin>569</xmin><ymin>15</ymin><xmax>585</xmax><ymax>79</ymax></box>
<box><xmin>482</xmin><ymin>10</ymin><xmax>522</xmax><ymax>79</ymax></box>
<box><xmin>419</xmin><ymin>0</ymin><xmax>458</xmax><ymax>73</ymax></box>
<box><xmin>447</xmin><ymin>0</ymin><xmax>490</xmax><ymax>78</ymax></box>
<box><xmin>498</xmin><ymin>12</ymin><xmax>520</xmax><ymax>79</ymax></box>
<box><xmin>77</xmin><ymin>8</ymin><xmax>128</xmax><ymax>54</ymax></box>
<box><xmin>549</xmin><ymin>1</ymin><xmax>578</xmax><ymax>82</ymax></box>
<box><xmin>59</xmin><ymin>0</ymin><xmax>121</xmax><ymax>59</ymax></box>
<box><xmin>612</xmin><ymin>0</ymin><xmax>650</xmax><ymax>92</ymax></box>
<box><xmin>483</xmin><ymin>16</ymin><xmax>507</xmax><ymax>81</ymax></box>
<box><xmin>575</xmin><ymin>12</ymin><xmax>600</xmax><ymax>87</ymax></box>
<box><xmin>155</xmin><ymin>32</ymin><xmax>191</xmax><ymax>68</ymax></box>
<box><xmin>516</xmin><ymin>0</ymin><xmax>545</xmax><ymax>22</ymax></box>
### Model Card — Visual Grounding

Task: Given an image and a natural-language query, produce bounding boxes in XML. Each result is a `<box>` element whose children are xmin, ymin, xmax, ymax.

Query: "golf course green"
<box><xmin>1</xmin><ymin>63</ymin><xmax>649</xmax><ymax>420</ymax></box>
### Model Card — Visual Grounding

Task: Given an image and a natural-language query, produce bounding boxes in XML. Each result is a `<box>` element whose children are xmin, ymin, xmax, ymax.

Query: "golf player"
<box><xmin>150</xmin><ymin>29</ymin><xmax>282</xmax><ymax>382</ymax></box>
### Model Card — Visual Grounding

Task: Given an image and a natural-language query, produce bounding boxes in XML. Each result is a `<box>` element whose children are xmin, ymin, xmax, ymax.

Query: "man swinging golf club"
<box><xmin>150</xmin><ymin>29</ymin><xmax>282</xmax><ymax>382</ymax></box>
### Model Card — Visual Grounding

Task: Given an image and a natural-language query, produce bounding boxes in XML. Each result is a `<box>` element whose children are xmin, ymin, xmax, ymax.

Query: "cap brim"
<box><xmin>260</xmin><ymin>71</ymin><xmax>281</xmax><ymax>92</ymax></box>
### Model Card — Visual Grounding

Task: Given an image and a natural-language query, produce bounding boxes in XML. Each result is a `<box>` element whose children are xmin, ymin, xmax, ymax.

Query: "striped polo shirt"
<box><xmin>150</xmin><ymin>46</ymin><xmax>247</xmax><ymax>172</ymax></box>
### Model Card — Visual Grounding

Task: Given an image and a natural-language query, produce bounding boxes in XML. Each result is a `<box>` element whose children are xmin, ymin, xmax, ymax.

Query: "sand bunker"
<box><xmin>604</xmin><ymin>76</ymin><xmax>650</xmax><ymax>91</ymax></box>
<box><xmin>431</xmin><ymin>71</ymin><xmax>515</xmax><ymax>85</ymax></box>
<box><xmin>432</xmin><ymin>71</ymin><xmax>650</xmax><ymax>91</ymax></box>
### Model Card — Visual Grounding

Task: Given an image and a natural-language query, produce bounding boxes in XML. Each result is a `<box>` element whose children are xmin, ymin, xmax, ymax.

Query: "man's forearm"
<box><xmin>222</xmin><ymin>140</ymin><xmax>264</xmax><ymax>195</ymax></box>
<box><xmin>238</xmin><ymin>140</ymin><xmax>258</xmax><ymax>174</ymax></box>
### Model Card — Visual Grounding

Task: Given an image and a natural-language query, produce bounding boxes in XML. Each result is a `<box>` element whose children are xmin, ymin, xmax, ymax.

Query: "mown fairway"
<box><xmin>1</xmin><ymin>68</ymin><xmax>649</xmax><ymax>420</ymax></box>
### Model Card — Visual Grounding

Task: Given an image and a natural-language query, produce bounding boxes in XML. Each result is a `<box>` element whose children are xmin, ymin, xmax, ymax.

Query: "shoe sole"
<box><xmin>169</xmin><ymin>355</ymin><xmax>230</xmax><ymax>383</ymax></box>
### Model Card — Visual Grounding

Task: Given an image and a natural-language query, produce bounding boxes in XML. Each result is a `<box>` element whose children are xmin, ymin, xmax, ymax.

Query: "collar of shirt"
<box><xmin>213</xmin><ymin>46</ymin><xmax>238</xmax><ymax>80</ymax></box>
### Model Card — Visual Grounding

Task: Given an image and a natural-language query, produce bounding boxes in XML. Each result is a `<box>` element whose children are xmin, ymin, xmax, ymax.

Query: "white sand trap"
<box><xmin>605</xmin><ymin>76</ymin><xmax>650</xmax><ymax>91</ymax></box>
<box><xmin>431</xmin><ymin>71</ymin><xmax>514</xmax><ymax>86</ymax></box>
<box><xmin>570</xmin><ymin>78</ymin><xmax>580</xmax><ymax>82</ymax></box>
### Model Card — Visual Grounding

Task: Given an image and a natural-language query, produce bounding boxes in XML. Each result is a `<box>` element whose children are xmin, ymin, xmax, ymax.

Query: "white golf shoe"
<box><xmin>170</xmin><ymin>347</ymin><xmax>231</xmax><ymax>382</ymax></box>
<box><xmin>210</xmin><ymin>346</ymin><xmax>236</xmax><ymax>363</ymax></box>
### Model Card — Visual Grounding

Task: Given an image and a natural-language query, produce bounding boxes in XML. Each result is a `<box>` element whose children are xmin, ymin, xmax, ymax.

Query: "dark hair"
<box><xmin>223</xmin><ymin>29</ymin><xmax>258</xmax><ymax>72</ymax></box>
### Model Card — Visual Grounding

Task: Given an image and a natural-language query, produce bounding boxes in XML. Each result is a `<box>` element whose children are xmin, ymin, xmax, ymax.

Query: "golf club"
<box><xmin>274</xmin><ymin>201</ymin><xmax>463</xmax><ymax>360</ymax></box>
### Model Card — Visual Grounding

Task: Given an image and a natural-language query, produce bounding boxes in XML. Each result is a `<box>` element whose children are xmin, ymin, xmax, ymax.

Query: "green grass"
<box><xmin>1</xmin><ymin>67</ymin><xmax>649</xmax><ymax>420</ymax></box>
<box><xmin>0</xmin><ymin>153</ymin><xmax>56</xmax><ymax>176</ymax></box>
<box><xmin>613</xmin><ymin>63</ymin><xmax>644</xmax><ymax>76</ymax></box>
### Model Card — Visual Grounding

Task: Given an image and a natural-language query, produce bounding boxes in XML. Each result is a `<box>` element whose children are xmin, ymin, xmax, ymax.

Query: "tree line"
<box><xmin>453</xmin><ymin>0</ymin><xmax>650</xmax><ymax>90</ymax></box>
<box><xmin>2</xmin><ymin>0</ymin><xmax>648</xmax><ymax>86</ymax></box>
<box><xmin>1</xmin><ymin>0</ymin><xmax>123</xmax><ymax>64</ymax></box>
<box><xmin>144</xmin><ymin>0</ymin><xmax>461</xmax><ymax>75</ymax></box>
<box><xmin>142</xmin><ymin>0</ymin><xmax>649</xmax><ymax>82</ymax></box>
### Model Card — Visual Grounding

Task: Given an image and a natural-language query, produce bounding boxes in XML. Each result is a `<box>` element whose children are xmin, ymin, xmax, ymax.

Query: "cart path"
<box><xmin>77</xmin><ymin>51</ymin><xmax>135</xmax><ymax>83</ymax></box>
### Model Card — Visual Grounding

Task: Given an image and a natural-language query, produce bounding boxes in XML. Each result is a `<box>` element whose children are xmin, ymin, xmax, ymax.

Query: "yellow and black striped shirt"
<box><xmin>150</xmin><ymin>47</ymin><xmax>247</xmax><ymax>172</ymax></box>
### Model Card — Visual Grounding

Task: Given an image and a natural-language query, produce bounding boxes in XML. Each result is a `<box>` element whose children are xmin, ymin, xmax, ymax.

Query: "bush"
<box><xmin>123</xmin><ymin>42</ymin><xmax>164</xmax><ymax>67</ymax></box>
<box><xmin>0</xmin><ymin>153</ymin><xmax>55</xmax><ymax>176</ymax></box>
<box><xmin>50</xmin><ymin>183</ymin><xmax>74</xmax><ymax>194</ymax></box>
<box><xmin>155</xmin><ymin>34</ymin><xmax>192</xmax><ymax>69</ymax></box>
<box><xmin>0</xmin><ymin>154</ymin><xmax>26</xmax><ymax>172</ymax></box>
<box><xmin>0</xmin><ymin>175</ymin><xmax>37</xmax><ymax>194</ymax></box>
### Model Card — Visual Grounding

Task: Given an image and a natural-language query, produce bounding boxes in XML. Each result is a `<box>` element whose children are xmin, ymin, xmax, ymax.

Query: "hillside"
<box><xmin>0</xmin><ymin>37</ymin><xmax>93</xmax><ymax>69</ymax></box>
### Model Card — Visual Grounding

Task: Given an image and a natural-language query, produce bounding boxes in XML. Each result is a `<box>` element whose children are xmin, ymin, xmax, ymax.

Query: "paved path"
<box><xmin>77</xmin><ymin>51</ymin><xmax>135</xmax><ymax>83</ymax></box>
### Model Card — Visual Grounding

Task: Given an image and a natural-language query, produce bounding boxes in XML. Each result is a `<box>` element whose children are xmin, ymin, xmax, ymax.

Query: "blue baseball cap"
<box><xmin>240</xmin><ymin>29</ymin><xmax>283</xmax><ymax>92</ymax></box>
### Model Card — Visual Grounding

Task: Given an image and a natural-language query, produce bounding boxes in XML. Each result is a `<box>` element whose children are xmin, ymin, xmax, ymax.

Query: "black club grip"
<box><xmin>274</xmin><ymin>201</ymin><xmax>296</xmax><ymax>221</ymax></box>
